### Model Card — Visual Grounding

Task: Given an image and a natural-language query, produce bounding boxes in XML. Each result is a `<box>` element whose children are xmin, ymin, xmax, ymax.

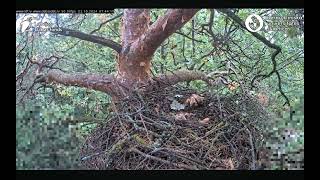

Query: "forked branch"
<box><xmin>131</xmin><ymin>9</ymin><xmax>200</xmax><ymax>57</ymax></box>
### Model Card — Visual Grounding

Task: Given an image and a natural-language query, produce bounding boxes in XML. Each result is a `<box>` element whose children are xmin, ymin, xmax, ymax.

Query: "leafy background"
<box><xmin>16</xmin><ymin>9</ymin><xmax>304</xmax><ymax>169</ymax></box>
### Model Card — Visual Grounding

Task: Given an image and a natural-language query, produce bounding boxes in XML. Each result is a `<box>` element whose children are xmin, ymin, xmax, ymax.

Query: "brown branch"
<box><xmin>129</xmin><ymin>147</ymin><xmax>196</xmax><ymax>170</ymax></box>
<box><xmin>191</xmin><ymin>19</ymin><xmax>195</xmax><ymax>55</ymax></box>
<box><xmin>36</xmin><ymin>70</ymin><xmax>120</xmax><ymax>96</ymax></box>
<box><xmin>150</xmin><ymin>70</ymin><xmax>229</xmax><ymax>89</ymax></box>
<box><xmin>132</xmin><ymin>9</ymin><xmax>200</xmax><ymax>57</ymax></box>
<box><xmin>52</xmin><ymin>27</ymin><xmax>122</xmax><ymax>53</ymax></box>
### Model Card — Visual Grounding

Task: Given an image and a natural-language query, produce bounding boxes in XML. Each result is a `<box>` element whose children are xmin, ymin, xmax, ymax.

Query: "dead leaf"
<box><xmin>256</xmin><ymin>92</ymin><xmax>269</xmax><ymax>107</ymax></box>
<box><xmin>199</xmin><ymin>117</ymin><xmax>210</xmax><ymax>124</ymax></box>
<box><xmin>175</xmin><ymin>112</ymin><xmax>187</xmax><ymax>121</ymax></box>
<box><xmin>140</xmin><ymin>62</ymin><xmax>146</xmax><ymax>67</ymax></box>
<box><xmin>228</xmin><ymin>82</ymin><xmax>239</xmax><ymax>91</ymax></box>
<box><xmin>181</xmin><ymin>16</ymin><xmax>185</xmax><ymax>23</ymax></box>
<box><xmin>162</xmin><ymin>18</ymin><xmax>168</xmax><ymax>31</ymax></box>
<box><xmin>227</xmin><ymin>158</ymin><xmax>235</xmax><ymax>170</ymax></box>
<box><xmin>154</xmin><ymin>104</ymin><xmax>160</xmax><ymax>115</ymax></box>
<box><xmin>174</xmin><ymin>112</ymin><xmax>193</xmax><ymax>121</ymax></box>
<box><xmin>154</xmin><ymin>107</ymin><xmax>159</xmax><ymax>113</ymax></box>
<box><xmin>176</xmin><ymin>114</ymin><xmax>186</xmax><ymax>121</ymax></box>
<box><xmin>140</xmin><ymin>45</ymin><xmax>144</xmax><ymax>52</ymax></box>
<box><xmin>185</xmin><ymin>94</ymin><xmax>204</xmax><ymax>107</ymax></box>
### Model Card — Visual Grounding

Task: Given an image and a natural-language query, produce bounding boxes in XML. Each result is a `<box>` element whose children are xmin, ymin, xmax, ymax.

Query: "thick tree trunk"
<box><xmin>37</xmin><ymin>9</ymin><xmax>201</xmax><ymax>98</ymax></box>
<box><xmin>116</xmin><ymin>9</ymin><xmax>152</xmax><ymax>86</ymax></box>
<box><xmin>116</xmin><ymin>9</ymin><xmax>199</xmax><ymax>88</ymax></box>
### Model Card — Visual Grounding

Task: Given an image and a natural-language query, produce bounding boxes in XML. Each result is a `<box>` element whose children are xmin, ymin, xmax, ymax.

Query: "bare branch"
<box><xmin>217</xmin><ymin>9</ymin><xmax>281</xmax><ymax>51</ymax></box>
<box><xmin>150</xmin><ymin>70</ymin><xmax>228</xmax><ymax>89</ymax></box>
<box><xmin>36</xmin><ymin>70</ymin><xmax>120</xmax><ymax>96</ymax></box>
<box><xmin>218</xmin><ymin>9</ymin><xmax>293</xmax><ymax>120</ymax></box>
<box><xmin>52</xmin><ymin>27</ymin><xmax>122</xmax><ymax>53</ymax></box>
<box><xmin>90</xmin><ymin>13</ymin><xmax>123</xmax><ymax>34</ymax></box>
<box><xmin>175</xmin><ymin>31</ymin><xmax>204</xmax><ymax>43</ymax></box>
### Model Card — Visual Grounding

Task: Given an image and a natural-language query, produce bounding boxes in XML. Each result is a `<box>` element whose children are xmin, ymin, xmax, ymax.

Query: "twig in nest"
<box><xmin>139</xmin><ymin>113</ymin><xmax>151</xmax><ymax>142</ymax></box>
<box><xmin>129</xmin><ymin>147</ymin><xmax>196</xmax><ymax>170</ymax></box>
<box><xmin>245</xmin><ymin>127</ymin><xmax>256</xmax><ymax>170</ymax></box>
<box><xmin>190</xmin><ymin>122</ymin><xmax>225</xmax><ymax>144</ymax></box>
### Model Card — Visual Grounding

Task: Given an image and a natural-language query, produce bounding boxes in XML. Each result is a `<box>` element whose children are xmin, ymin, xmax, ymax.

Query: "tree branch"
<box><xmin>52</xmin><ymin>28</ymin><xmax>122</xmax><ymax>53</ymax></box>
<box><xmin>175</xmin><ymin>31</ymin><xmax>204</xmax><ymax>43</ymax></box>
<box><xmin>36</xmin><ymin>70</ymin><xmax>120</xmax><ymax>96</ymax></box>
<box><xmin>218</xmin><ymin>9</ymin><xmax>293</xmax><ymax>120</ymax></box>
<box><xmin>90</xmin><ymin>13</ymin><xmax>123</xmax><ymax>34</ymax></box>
<box><xmin>129</xmin><ymin>147</ymin><xmax>196</xmax><ymax>170</ymax></box>
<box><xmin>132</xmin><ymin>9</ymin><xmax>200</xmax><ymax>57</ymax></box>
<box><xmin>150</xmin><ymin>70</ymin><xmax>228</xmax><ymax>89</ymax></box>
<box><xmin>217</xmin><ymin>9</ymin><xmax>281</xmax><ymax>51</ymax></box>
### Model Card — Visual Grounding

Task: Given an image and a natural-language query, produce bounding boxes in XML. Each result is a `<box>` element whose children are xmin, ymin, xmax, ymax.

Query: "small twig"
<box><xmin>139</xmin><ymin>113</ymin><xmax>151</xmax><ymax>142</ymax></box>
<box><xmin>81</xmin><ymin>151</ymin><xmax>103</xmax><ymax>161</ymax></box>
<box><xmin>175</xmin><ymin>31</ymin><xmax>204</xmax><ymax>43</ymax></box>
<box><xmin>245</xmin><ymin>127</ymin><xmax>256</xmax><ymax>170</ymax></box>
<box><xmin>90</xmin><ymin>13</ymin><xmax>123</xmax><ymax>34</ymax></box>
<box><xmin>190</xmin><ymin>122</ymin><xmax>225</xmax><ymax>144</ymax></box>
<box><xmin>129</xmin><ymin>147</ymin><xmax>197</xmax><ymax>170</ymax></box>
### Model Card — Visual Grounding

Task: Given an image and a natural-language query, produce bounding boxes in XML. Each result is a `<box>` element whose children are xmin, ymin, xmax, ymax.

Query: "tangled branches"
<box><xmin>79</xmin><ymin>85</ymin><xmax>270</xmax><ymax>170</ymax></box>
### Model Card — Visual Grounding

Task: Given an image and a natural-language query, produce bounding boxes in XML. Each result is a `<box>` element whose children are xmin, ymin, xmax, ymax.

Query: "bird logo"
<box><xmin>245</xmin><ymin>14</ymin><xmax>264</xmax><ymax>32</ymax></box>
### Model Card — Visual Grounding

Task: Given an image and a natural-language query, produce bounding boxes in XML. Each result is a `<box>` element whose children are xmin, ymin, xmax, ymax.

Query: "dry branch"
<box><xmin>52</xmin><ymin>28</ymin><xmax>122</xmax><ymax>53</ymax></box>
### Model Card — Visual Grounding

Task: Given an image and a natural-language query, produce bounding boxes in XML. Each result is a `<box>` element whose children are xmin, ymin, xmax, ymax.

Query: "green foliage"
<box><xmin>16</xmin><ymin>103</ymin><xmax>82</xmax><ymax>169</ymax></box>
<box><xmin>16</xmin><ymin>9</ymin><xmax>303</xmax><ymax>169</ymax></box>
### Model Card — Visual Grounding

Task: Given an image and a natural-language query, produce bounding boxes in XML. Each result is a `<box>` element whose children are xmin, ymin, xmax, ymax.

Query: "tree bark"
<box><xmin>151</xmin><ymin>70</ymin><xmax>214</xmax><ymax>89</ymax></box>
<box><xmin>116</xmin><ymin>9</ymin><xmax>152</xmax><ymax>86</ymax></box>
<box><xmin>53</xmin><ymin>27</ymin><xmax>122</xmax><ymax>53</ymax></box>
<box><xmin>116</xmin><ymin>9</ymin><xmax>200</xmax><ymax>87</ymax></box>
<box><xmin>38</xmin><ymin>70</ymin><xmax>122</xmax><ymax>97</ymax></box>
<box><xmin>41</xmin><ymin>9</ymin><xmax>201</xmax><ymax>97</ymax></box>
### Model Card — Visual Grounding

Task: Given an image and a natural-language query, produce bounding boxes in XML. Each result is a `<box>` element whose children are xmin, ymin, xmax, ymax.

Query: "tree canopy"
<box><xmin>16</xmin><ymin>9</ymin><xmax>304</xmax><ymax>170</ymax></box>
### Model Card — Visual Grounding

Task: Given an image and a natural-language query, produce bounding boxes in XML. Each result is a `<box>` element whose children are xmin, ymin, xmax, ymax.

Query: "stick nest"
<box><xmin>79</xmin><ymin>85</ymin><xmax>270</xmax><ymax>170</ymax></box>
